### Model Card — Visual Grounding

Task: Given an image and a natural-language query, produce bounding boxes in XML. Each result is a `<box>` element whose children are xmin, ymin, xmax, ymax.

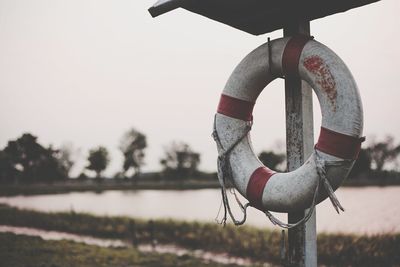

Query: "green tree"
<box><xmin>86</xmin><ymin>146</ymin><xmax>109</xmax><ymax>178</ymax></box>
<box><xmin>0</xmin><ymin>150</ymin><xmax>19</xmax><ymax>184</ymax></box>
<box><xmin>0</xmin><ymin>133</ymin><xmax>67</xmax><ymax>183</ymax></box>
<box><xmin>367</xmin><ymin>136</ymin><xmax>400</xmax><ymax>171</ymax></box>
<box><xmin>160</xmin><ymin>142</ymin><xmax>200</xmax><ymax>178</ymax></box>
<box><xmin>258</xmin><ymin>151</ymin><xmax>285</xmax><ymax>171</ymax></box>
<box><xmin>119</xmin><ymin>128</ymin><xmax>147</xmax><ymax>178</ymax></box>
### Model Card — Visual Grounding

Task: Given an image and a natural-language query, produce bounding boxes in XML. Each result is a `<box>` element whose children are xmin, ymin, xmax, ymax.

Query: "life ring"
<box><xmin>213</xmin><ymin>35</ymin><xmax>364</xmax><ymax>219</ymax></box>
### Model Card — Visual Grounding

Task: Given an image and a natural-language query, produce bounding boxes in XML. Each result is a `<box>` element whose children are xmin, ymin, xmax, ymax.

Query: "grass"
<box><xmin>0</xmin><ymin>204</ymin><xmax>280</xmax><ymax>263</ymax></box>
<box><xmin>0</xmin><ymin>232</ymin><xmax>231</xmax><ymax>267</ymax></box>
<box><xmin>0</xmin><ymin>204</ymin><xmax>399</xmax><ymax>266</ymax></box>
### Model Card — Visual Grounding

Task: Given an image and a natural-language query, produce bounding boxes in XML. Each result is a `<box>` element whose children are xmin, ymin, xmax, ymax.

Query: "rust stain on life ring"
<box><xmin>303</xmin><ymin>55</ymin><xmax>337</xmax><ymax>111</ymax></box>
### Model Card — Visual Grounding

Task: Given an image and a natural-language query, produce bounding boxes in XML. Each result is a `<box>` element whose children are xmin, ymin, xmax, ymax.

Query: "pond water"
<box><xmin>0</xmin><ymin>186</ymin><xmax>399</xmax><ymax>235</ymax></box>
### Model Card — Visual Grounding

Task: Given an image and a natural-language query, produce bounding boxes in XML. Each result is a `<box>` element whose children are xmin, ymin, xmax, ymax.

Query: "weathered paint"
<box><xmin>303</xmin><ymin>55</ymin><xmax>337</xmax><ymax>111</ymax></box>
<box><xmin>246</xmin><ymin>166</ymin><xmax>275</xmax><ymax>209</ymax></box>
<box><xmin>215</xmin><ymin>36</ymin><xmax>363</xmax><ymax>213</ymax></box>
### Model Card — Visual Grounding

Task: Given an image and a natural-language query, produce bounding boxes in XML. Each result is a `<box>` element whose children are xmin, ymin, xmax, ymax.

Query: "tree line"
<box><xmin>258</xmin><ymin>136</ymin><xmax>400</xmax><ymax>183</ymax></box>
<box><xmin>0</xmin><ymin>129</ymin><xmax>399</xmax><ymax>184</ymax></box>
<box><xmin>0</xmin><ymin>128</ymin><xmax>200</xmax><ymax>184</ymax></box>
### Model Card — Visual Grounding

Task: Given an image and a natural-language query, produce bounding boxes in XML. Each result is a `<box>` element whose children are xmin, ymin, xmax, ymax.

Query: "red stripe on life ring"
<box><xmin>315</xmin><ymin>127</ymin><xmax>365</xmax><ymax>160</ymax></box>
<box><xmin>282</xmin><ymin>35</ymin><xmax>313</xmax><ymax>77</ymax></box>
<box><xmin>217</xmin><ymin>94</ymin><xmax>255</xmax><ymax>121</ymax></box>
<box><xmin>246</xmin><ymin>167</ymin><xmax>276</xmax><ymax>210</ymax></box>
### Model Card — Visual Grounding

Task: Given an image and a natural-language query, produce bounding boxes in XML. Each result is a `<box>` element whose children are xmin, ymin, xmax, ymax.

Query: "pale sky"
<box><xmin>0</xmin><ymin>0</ymin><xmax>399</xmax><ymax>176</ymax></box>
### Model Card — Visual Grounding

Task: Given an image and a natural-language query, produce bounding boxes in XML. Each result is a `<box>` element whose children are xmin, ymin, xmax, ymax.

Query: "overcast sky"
<box><xmin>0</xmin><ymin>0</ymin><xmax>399</xmax><ymax>176</ymax></box>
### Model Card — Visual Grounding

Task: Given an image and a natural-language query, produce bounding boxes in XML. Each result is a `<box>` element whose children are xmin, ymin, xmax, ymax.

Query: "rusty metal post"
<box><xmin>284</xmin><ymin>20</ymin><xmax>317</xmax><ymax>267</ymax></box>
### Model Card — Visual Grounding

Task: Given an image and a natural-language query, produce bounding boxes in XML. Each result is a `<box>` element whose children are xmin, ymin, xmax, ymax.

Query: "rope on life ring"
<box><xmin>213</xmin><ymin>35</ymin><xmax>365</xmax><ymax>228</ymax></box>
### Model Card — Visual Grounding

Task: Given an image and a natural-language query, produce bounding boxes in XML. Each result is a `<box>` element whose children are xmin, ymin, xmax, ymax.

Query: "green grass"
<box><xmin>0</xmin><ymin>232</ymin><xmax>230</xmax><ymax>267</ymax></box>
<box><xmin>0</xmin><ymin>204</ymin><xmax>280</xmax><ymax>263</ymax></box>
<box><xmin>0</xmin><ymin>204</ymin><xmax>399</xmax><ymax>266</ymax></box>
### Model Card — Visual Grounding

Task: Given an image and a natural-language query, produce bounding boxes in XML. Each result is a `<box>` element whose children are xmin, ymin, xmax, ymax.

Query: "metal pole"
<box><xmin>283</xmin><ymin>20</ymin><xmax>317</xmax><ymax>267</ymax></box>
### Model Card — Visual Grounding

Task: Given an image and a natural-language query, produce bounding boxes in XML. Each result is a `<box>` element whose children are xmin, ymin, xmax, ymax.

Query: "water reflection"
<box><xmin>0</xmin><ymin>187</ymin><xmax>399</xmax><ymax>235</ymax></box>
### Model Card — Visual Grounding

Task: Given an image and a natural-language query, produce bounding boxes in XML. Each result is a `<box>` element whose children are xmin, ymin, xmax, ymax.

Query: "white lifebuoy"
<box><xmin>214</xmin><ymin>35</ymin><xmax>364</xmax><ymax>215</ymax></box>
